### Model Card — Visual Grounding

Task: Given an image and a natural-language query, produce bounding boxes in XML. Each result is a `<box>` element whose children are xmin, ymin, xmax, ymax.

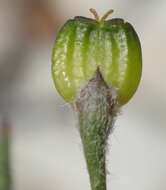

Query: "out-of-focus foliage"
<box><xmin>0</xmin><ymin>119</ymin><xmax>11</xmax><ymax>190</ymax></box>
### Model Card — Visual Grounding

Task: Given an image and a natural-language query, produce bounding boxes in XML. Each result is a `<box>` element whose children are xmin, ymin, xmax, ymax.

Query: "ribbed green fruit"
<box><xmin>52</xmin><ymin>10</ymin><xmax>142</xmax><ymax>105</ymax></box>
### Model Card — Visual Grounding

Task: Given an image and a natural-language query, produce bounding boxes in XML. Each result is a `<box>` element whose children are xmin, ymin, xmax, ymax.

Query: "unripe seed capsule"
<box><xmin>52</xmin><ymin>9</ymin><xmax>142</xmax><ymax>105</ymax></box>
<box><xmin>51</xmin><ymin>9</ymin><xmax>142</xmax><ymax>190</ymax></box>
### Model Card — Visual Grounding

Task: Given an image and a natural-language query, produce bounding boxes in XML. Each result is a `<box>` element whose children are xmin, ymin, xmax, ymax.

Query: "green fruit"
<box><xmin>52</xmin><ymin>9</ymin><xmax>142</xmax><ymax>105</ymax></box>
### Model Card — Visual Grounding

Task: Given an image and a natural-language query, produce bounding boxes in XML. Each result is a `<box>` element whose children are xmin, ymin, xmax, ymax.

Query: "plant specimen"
<box><xmin>51</xmin><ymin>9</ymin><xmax>142</xmax><ymax>190</ymax></box>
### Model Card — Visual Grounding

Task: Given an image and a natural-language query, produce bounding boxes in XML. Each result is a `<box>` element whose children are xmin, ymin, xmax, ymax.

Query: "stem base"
<box><xmin>74</xmin><ymin>69</ymin><xmax>118</xmax><ymax>190</ymax></box>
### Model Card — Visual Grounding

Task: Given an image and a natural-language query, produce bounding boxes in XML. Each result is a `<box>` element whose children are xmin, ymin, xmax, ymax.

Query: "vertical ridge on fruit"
<box><xmin>122</xmin><ymin>23</ymin><xmax>142</xmax><ymax>103</ymax></box>
<box><xmin>81</xmin><ymin>26</ymin><xmax>92</xmax><ymax>80</ymax></box>
<box><xmin>105</xmin><ymin>28</ymin><xmax>119</xmax><ymax>89</ymax></box>
<box><xmin>98</xmin><ymin>30</ymin><xmax>112</xmax><ymax>81</ymax></box>
<box><xmin>52</xmin><ymin>20</ymin><xmax>76</xmax><ymax>100</ymax></box>
<box><xmin>112</xmin><ymin>27</ymin><xmax>128</xmax><ymax>90</ymax></box>
<box><xmin>72</xmin><ymin>23</ymin><xmax>90</xmax><ymax>90</ymax></box>
<box><xmin>65</xmin><ymin>23</ymin><xmax>77</xmax><ymax>95</ymax></box>
<box><xmin>85</xmin><ymin>29</ymin><xmax>98</xmax><ymax>79</ymax></box>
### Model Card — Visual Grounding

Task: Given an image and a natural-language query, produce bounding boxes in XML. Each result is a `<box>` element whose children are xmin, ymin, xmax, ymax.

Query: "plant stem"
<box><xmin>74</xmin><ymin>69</ymin><xmax>118</xmax><ymax>190</ymax></box>
<box><xmin>0</xmin><ymin>119</ymin><xmax>11</xmax><ymax>190</ymax></box>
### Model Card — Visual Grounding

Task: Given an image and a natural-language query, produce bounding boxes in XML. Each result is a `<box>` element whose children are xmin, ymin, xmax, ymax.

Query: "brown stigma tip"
<box><xmin>101</xmin><ymin>9</ymin><xmax>114</xmax><ymax>21</ymax></box>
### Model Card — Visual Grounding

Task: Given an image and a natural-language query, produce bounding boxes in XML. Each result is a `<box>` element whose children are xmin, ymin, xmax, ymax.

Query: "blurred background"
<box><xmin>0</xmin><ymin>0</ymin><xmax>166</xmax><ymax>189</ymax></box>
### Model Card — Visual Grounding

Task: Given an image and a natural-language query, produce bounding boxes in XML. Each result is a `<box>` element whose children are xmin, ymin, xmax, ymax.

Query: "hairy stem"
<box><xmin>74</xmin><ymin>69</ymin><xmax>118</xmax><ymax>190</ymax></box>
